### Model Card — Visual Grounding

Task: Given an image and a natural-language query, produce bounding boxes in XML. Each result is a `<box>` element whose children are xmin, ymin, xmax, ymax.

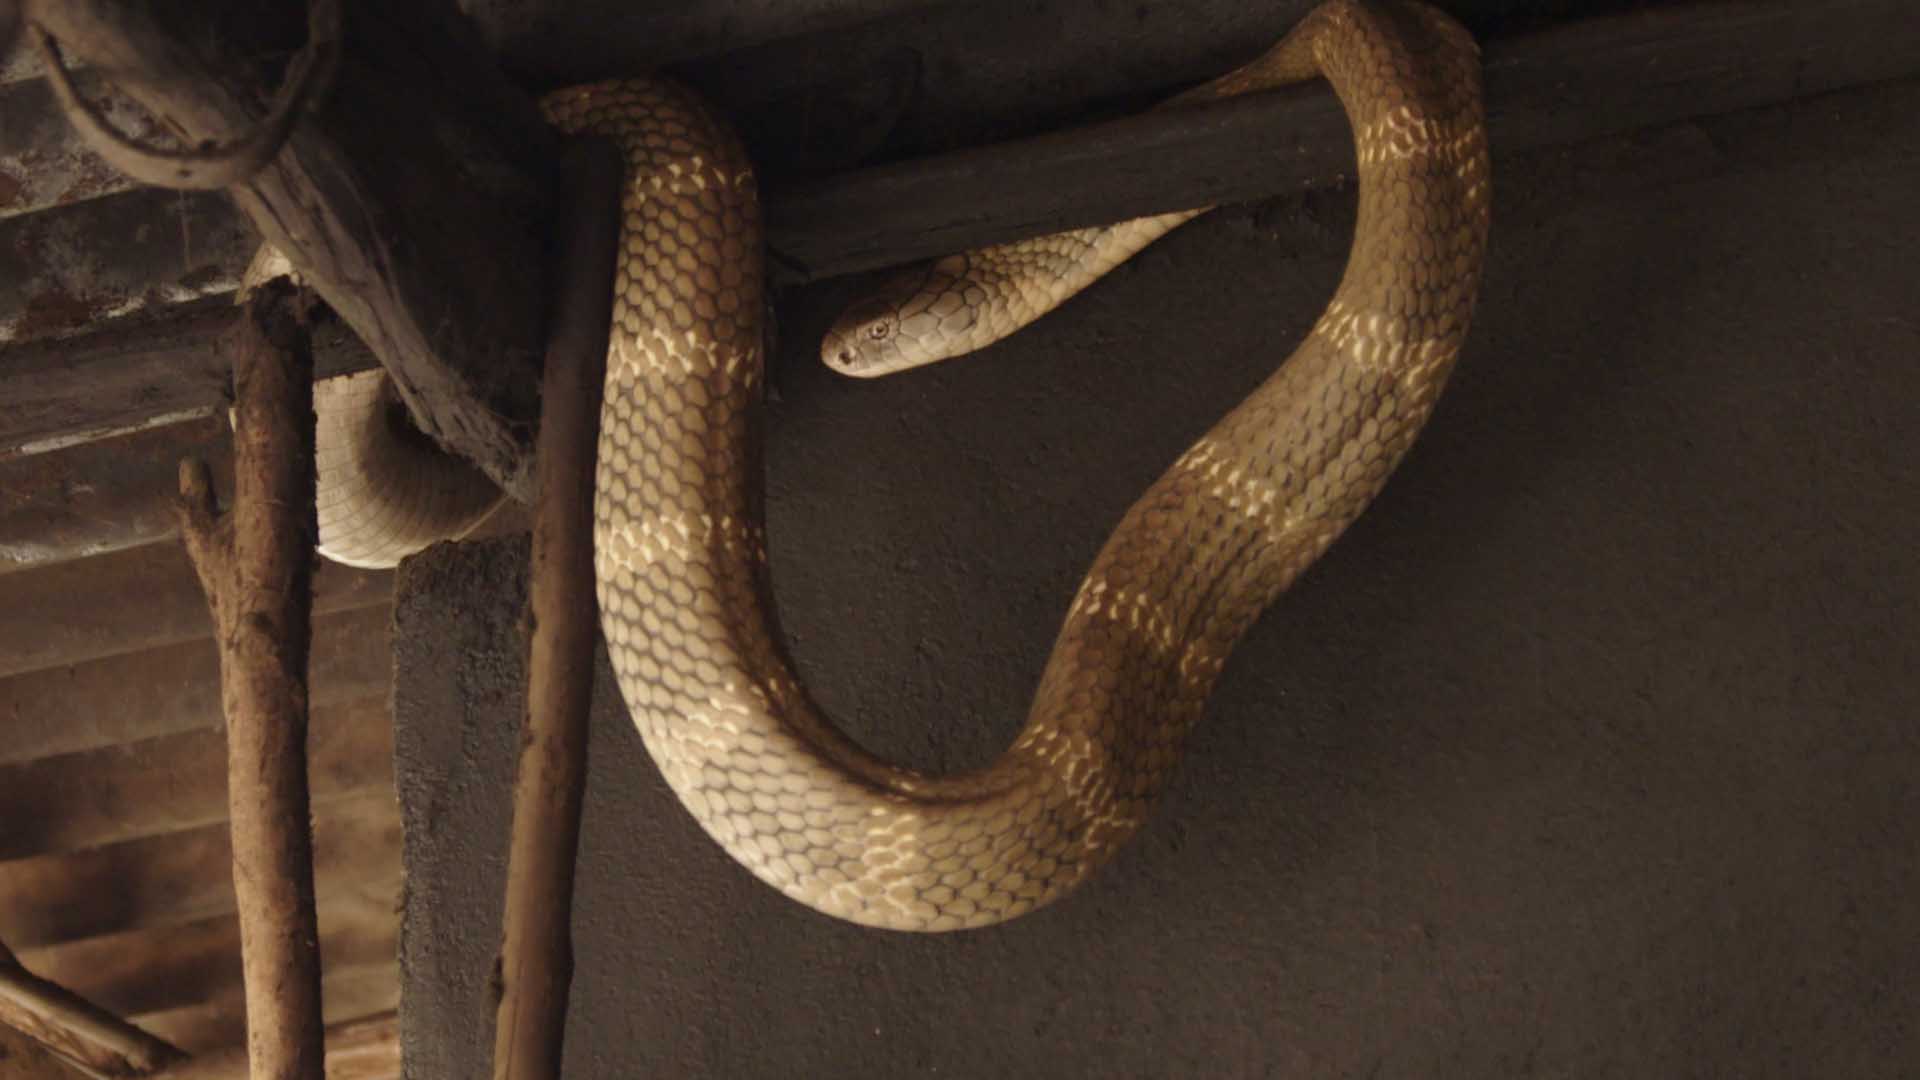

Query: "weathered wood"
<box><xmin>0</xmin><ymin>944</ymin><xmax>186</xmax><ymax>1075</ymax></box>
<box><xmin>768</xmin><ymin>0</ymin><xmax>1920</xmax><ymax>277</ymax></box>
<box><xmin>170</xmin><ymin>281</ymin><xmax>326</xmax><ymax>1080</ymax></box>
<box><xmin>0</xmin><ymin>67</ymin><xmax>165</xmax><ymax>221</ymax></box>
<box><xmin>0</xmin><ymin>604</ymin><xmax>389</xmax><ymax>766</ymax></box>
<box><xmin>0</xmin><ymin>1018</ymin><xmax>88</xmax><ymax>1078</ymax></box>
<box><xmin>472</xmin><ymin>0</ymin><xmax>949</xmax><ymax>77</ymax></box>
<box><xmin>0</xmin><ymin>299</ymin><xmax>375</xmax><ymax>461</ymax></box>
<box><xmin>3</xmin><ymin>0</ymin><xmax>1915</xmax><ymax>452</ymax></box>
<box><xmin>0</xmin><ymin>418</ymin><xmax>232</xmax><ymax>572</ymax></box>
<box><xmin>0</xmin><ymin>189</ymin><xmax>251</xmax><ymax>346</ymax></box>
<box><xmin>491</xmin><ymin>140</ymin><xmax>618</xmax><ymax>1080</ymax></box>
<box><xmin>23</xmin><ymin>0</ymin><xmax>555</xmax><ymax>500</ymax></box>
<box><xmin>13</xmin><ymin>890</ymin><xmax>397</xmax><ymax>1026</ymax></box>
<box><xmin>0</xmin><ymin>790</ymin><xmax>401</xmax><ymax>951</ymax></box>
<box><xmin>0</xmin><ymin>695</ymin><xmax>393</xmax><ymax>862</ymax></box>
<box><xmin>154</xmin><ymin>1012</ymin><xmax>399</xmax><ymax>1080</ymax></box>
<box><xmin>0</xmin><ymin>542</ymin><xmax>388</xmax><ymax>681</ymax></box>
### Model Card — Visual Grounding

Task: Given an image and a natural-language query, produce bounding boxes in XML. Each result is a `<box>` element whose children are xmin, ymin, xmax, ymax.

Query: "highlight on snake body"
<box><xmin>277</xmin><ymin>0</ymin><xmax>1490</xmax><ymax>931</ymax></box>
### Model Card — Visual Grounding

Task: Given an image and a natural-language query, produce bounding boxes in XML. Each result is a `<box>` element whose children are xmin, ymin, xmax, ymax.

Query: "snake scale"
<box><xmin>311</xmin><ymin>0</ymin><xmax>1490</xmax><ymax>931</ymax></box>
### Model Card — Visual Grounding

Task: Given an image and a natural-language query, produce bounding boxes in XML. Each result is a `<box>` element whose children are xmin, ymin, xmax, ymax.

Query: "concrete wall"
<box><xmin>393</xmin><ymin>77</ymin><xmax>1920</xmax><ymax>1076</ymax></box>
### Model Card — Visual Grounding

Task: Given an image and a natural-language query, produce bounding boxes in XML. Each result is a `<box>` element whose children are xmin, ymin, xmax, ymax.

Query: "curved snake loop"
<box><xmin>315</xmin><ymin>0</ymin><xmax>1491</xmax><ymax>931</ymax></box>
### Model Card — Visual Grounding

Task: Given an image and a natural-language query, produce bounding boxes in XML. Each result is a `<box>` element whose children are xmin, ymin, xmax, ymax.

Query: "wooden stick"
<box><xmin>174</xmin><ymin>281</ymin><xmax>326</xmax><ymax>1080</ymax></box>
<box><xmin>489</xmin><ymin>138</ymin><xmax>622</xmax><ymax>1080</ymax></box>
<box><xmin>0</xmin><ymin>939</ymin><xmax>186</xmax><ymax>1076</ymax></box>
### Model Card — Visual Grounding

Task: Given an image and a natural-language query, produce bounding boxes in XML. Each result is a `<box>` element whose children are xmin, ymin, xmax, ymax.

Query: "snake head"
<box><xmin>820</xmin><ymin>292</ymin><xmax>908</xmax><ymax>378</ymax></box>
<box><xmin>820</xmin><ymin>257</ymin><xmax>981</xmax><ymax>379</ymax></box>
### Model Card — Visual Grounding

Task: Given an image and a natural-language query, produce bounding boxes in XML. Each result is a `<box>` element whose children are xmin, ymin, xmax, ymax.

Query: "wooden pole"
<box><xmin>0</xmin><ymin>940</ymin><xmax>185</xmax><ymax>1076</ymax></box>
<box><xmin>174</xmin><ymin>281</ymin><xmax>326</xmax><ymax>1080</ymax></box>
<box><xmin>488</xmin><ymin>138</ymin><xmax>622</xmax><ymax>1080</ymax></box>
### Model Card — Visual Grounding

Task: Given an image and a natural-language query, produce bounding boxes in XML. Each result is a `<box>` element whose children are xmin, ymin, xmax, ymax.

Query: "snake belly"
<box><xmin>542</xmin><ymin>0</ymin><xmax>1489</xmax><ymax>932</ymax></box>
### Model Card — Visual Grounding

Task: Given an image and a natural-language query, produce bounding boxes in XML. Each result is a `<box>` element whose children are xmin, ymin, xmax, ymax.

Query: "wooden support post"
<box><xmin>489</xmin><ymin>138</ymin><xmax>621</xmax><ymax>1080</ymax></box>
<box><xmin>173</xmin><ymin>282</ymin><xmax>325</xmax><ymax>1080</ymax></box>
<box><xmin>0</xmin><ymin>939</ymin><xmax>186</xmax><ymax>1076</ymax></box>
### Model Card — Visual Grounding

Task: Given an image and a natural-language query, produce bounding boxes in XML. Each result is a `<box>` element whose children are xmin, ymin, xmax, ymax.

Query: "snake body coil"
<box><xmin>545</xmin><ymin>0</ymin><xmax>1488</xmax><ymax>931</ymax></box>
<box><xmin>315</xmin><ymin>0</ymin><xmax>1490</xmax><ymax>931</ymax></box>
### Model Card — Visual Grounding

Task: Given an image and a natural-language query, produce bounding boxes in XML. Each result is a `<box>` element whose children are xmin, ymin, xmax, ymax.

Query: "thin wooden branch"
<box><xmin>173</xmin><ymin>281</ymin><xmax>325</xmax><ymax>1080</ymax></box>
<box><xmin>489</xmin><ymin>138</ymin><xmax>621</xmax><ymax>1080</ymax></box>
<box><xmin>0</xmin><ymin>940</ymin><xmax>186</xmax><ymax>1076</ymax></box>
<box><xmin>22</xmin><ymin>0</ymin><xmax>554</xmax><ymax>499</ymax></box>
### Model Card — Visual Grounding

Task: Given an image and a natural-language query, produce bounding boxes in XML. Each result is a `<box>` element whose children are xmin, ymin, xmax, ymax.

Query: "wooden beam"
<box><xmin>153</xmin><ymin>1012</ymin><xmax>399</xmax><ymax>1080</ymax></box>
<box><xmin>0</xmin><ymin>695</ymin><xmax>393</xmax><ymax>861</ymax></box>
<box><xmin>0</xmin><ymin>418</ymin><xmax>233</xmax><ymax>572</ymax></box>
<box><xmin>474</xmin><ymin>0</ymin><xmax>949</xmax><ymax>76</ymax></box>
<box><xmin>23</xmin><ymin>0</ymin><xmax>556</xmax><ymax>500</ymax></box>
<box><xmin>0</xmin><ymin>790</ymin><xmax>401</xmax><ymax>951</ymax></box>
<box><xmin>13</xmin><ymin>891</ymin><xmax>397</xmax><ymax>1026</ymax></box>
<box><xmin>0</xmin><ymin>1020</ymin><xmax>88</xmax><ymax>1078</ymax></box>
<box><xmin>0</xmin><ymin>189</ymin><xmax>250</xmax><ymax>346</ymax></box>
<box><xmin>767</xmin><ymin>0</ymin><xmax>1920</xmax><ymax>277</ymax></box>
<box><xmin>133</xmin><ymin>974</ymin><xmax>397</xmax><ymax>1066</ymax></box>
<box><xmin>2</xmin><ymin>0</ymin><xmax>1915</xmax><ymax>452</ymax></box>
<box><xmin>0</xmin><ymin>299</ymin><xmax>374</xmax><ymax>461</ymax></box>
<box><xmin>0</xmin><ymin>542</ymin><xmax>388</xmax><ymax>681</ymax></box>
<box><xmin>0</xmin><ymin>604</ymin><xmax>389</xmax><ymax>766</ymax></box>
<box><xmin>0</xmin><ymin>942</ymin><xmax>185</xmax><ymax>1076</ymax></box>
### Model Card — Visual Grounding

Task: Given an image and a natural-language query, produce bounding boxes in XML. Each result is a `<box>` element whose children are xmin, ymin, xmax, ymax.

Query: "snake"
<box><xmin>300</xmin><ymin>0</ymin><xmax>1490</xmax><ymax>931</ymax></box>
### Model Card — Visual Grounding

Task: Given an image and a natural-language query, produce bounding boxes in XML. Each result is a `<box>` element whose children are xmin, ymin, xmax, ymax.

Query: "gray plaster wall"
<box><xmin>393</xmin><ymin>78</ymin><xmax>1919</xmax><ymax>1077</ymax></box>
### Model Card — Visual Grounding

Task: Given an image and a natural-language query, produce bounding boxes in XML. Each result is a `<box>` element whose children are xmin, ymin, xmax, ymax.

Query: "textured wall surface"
<box><xmin>394</xmin><ymin>77</ymin><xmax>1919</xmax><ymax>1077</ymax></box>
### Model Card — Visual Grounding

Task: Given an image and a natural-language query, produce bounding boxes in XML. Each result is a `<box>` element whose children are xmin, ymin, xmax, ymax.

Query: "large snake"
<box><xmin>305</xmin><ymin>0</ymin><xmax>1489</xmax><ymax>931</ymax></box>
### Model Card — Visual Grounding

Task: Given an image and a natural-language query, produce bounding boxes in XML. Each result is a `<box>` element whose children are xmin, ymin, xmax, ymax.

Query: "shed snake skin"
<box><xmin>307</xmin><ymin>0</ymin><xmax>1490</xmax><ymax>931</ymax></box>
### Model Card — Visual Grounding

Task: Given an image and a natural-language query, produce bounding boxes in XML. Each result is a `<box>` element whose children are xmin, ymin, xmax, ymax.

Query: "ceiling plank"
<box><xmin>0</xmin><ymin>790</ymin><xmax>401</xmax><ymax>951</ymax></box>
<box><xmin>0</xmin><ymin>540</ymin><xmax>387</xmax><ymax>680</ymax></box>
<box><xmin>151</xmin><ymin>1011</ymin><xmax>400</xmax><ymax>1080</ymax></box>
<box><xmin>0</xmin><ymin>695</ymin><xmax>393</xmax><ymax>861</ymax></box>
<box><xmin>13</xmin><ymin>889</ymin><xmax>397</xmax><ymax>1025</ymax></box>
<box><xmin>0</xmin><ymin>604</ymin><xmax>390</xmax><ymax>766</ymax></box>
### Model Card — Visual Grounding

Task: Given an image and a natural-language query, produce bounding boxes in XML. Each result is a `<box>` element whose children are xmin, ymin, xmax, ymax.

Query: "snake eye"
<box><xmin>867</xmin><ymin>320</ymin><xmax>891</xmax><ymax>341</ymax></box>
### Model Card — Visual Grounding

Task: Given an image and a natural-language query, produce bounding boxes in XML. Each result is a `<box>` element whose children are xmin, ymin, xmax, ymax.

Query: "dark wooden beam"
<box><xmin>13</xmin><ymin>890</ymin><xmax>396</xmax><ymax>1026</ymax></box>
<box><xmin>133</xmin><ymin>975</ymin><xmax>396</xmax><ymax>1064</ymax></box>
<box><xmin>154</xmin><ymin>1011</ymin><xmax>400</xmax><ymax>1080</ymax></box>
<box><xmin>0</xmin><ymin>941</ymin><xmax>186</xmax><ymax>1076</ymax></box>
<box><xmin>0</xmin><ymin>790</ymin><xmax>401</xmax><ymax>951</ymax></box>
<box><xmin>0</xmin><ymin>603</ymin><xmax>389</xmax><ymax>765</ymax></box>
<box><xmin>22</xmin><ymin>0</ymin><xmax>557</xmax><ymax>500</ymax></box>
<box><xmin>0</xmin><ymin>301</ymin><xmax>374</xmax><ymax>460</ymax></box>
<box><xmin>0</xmin><ymin>695</ymin><xmax>393</xmax><ymax>862</ymax></box>
<box><xmin>1</xmin><ymin>0</ymin><xmax>1914</xmax><ymax>453</ymax></box>
<box><xmin>0</xmin><ymin>417</ymin><xmax>233</xmax><ymax>571</ymax></box>
<box><xmin>768</xmin><ymin>0</ymin><xmax>1920</xmax><ymax>277</ymax></box>
<box><xmin>472</xmin><ymin>0</ymin><xmax>951</xmax><ymax>78</ymax></box>
<box><xmin>0</xmin><ymin>541</ymin><xmax>387</xmax><ymax>681</ymax></box>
